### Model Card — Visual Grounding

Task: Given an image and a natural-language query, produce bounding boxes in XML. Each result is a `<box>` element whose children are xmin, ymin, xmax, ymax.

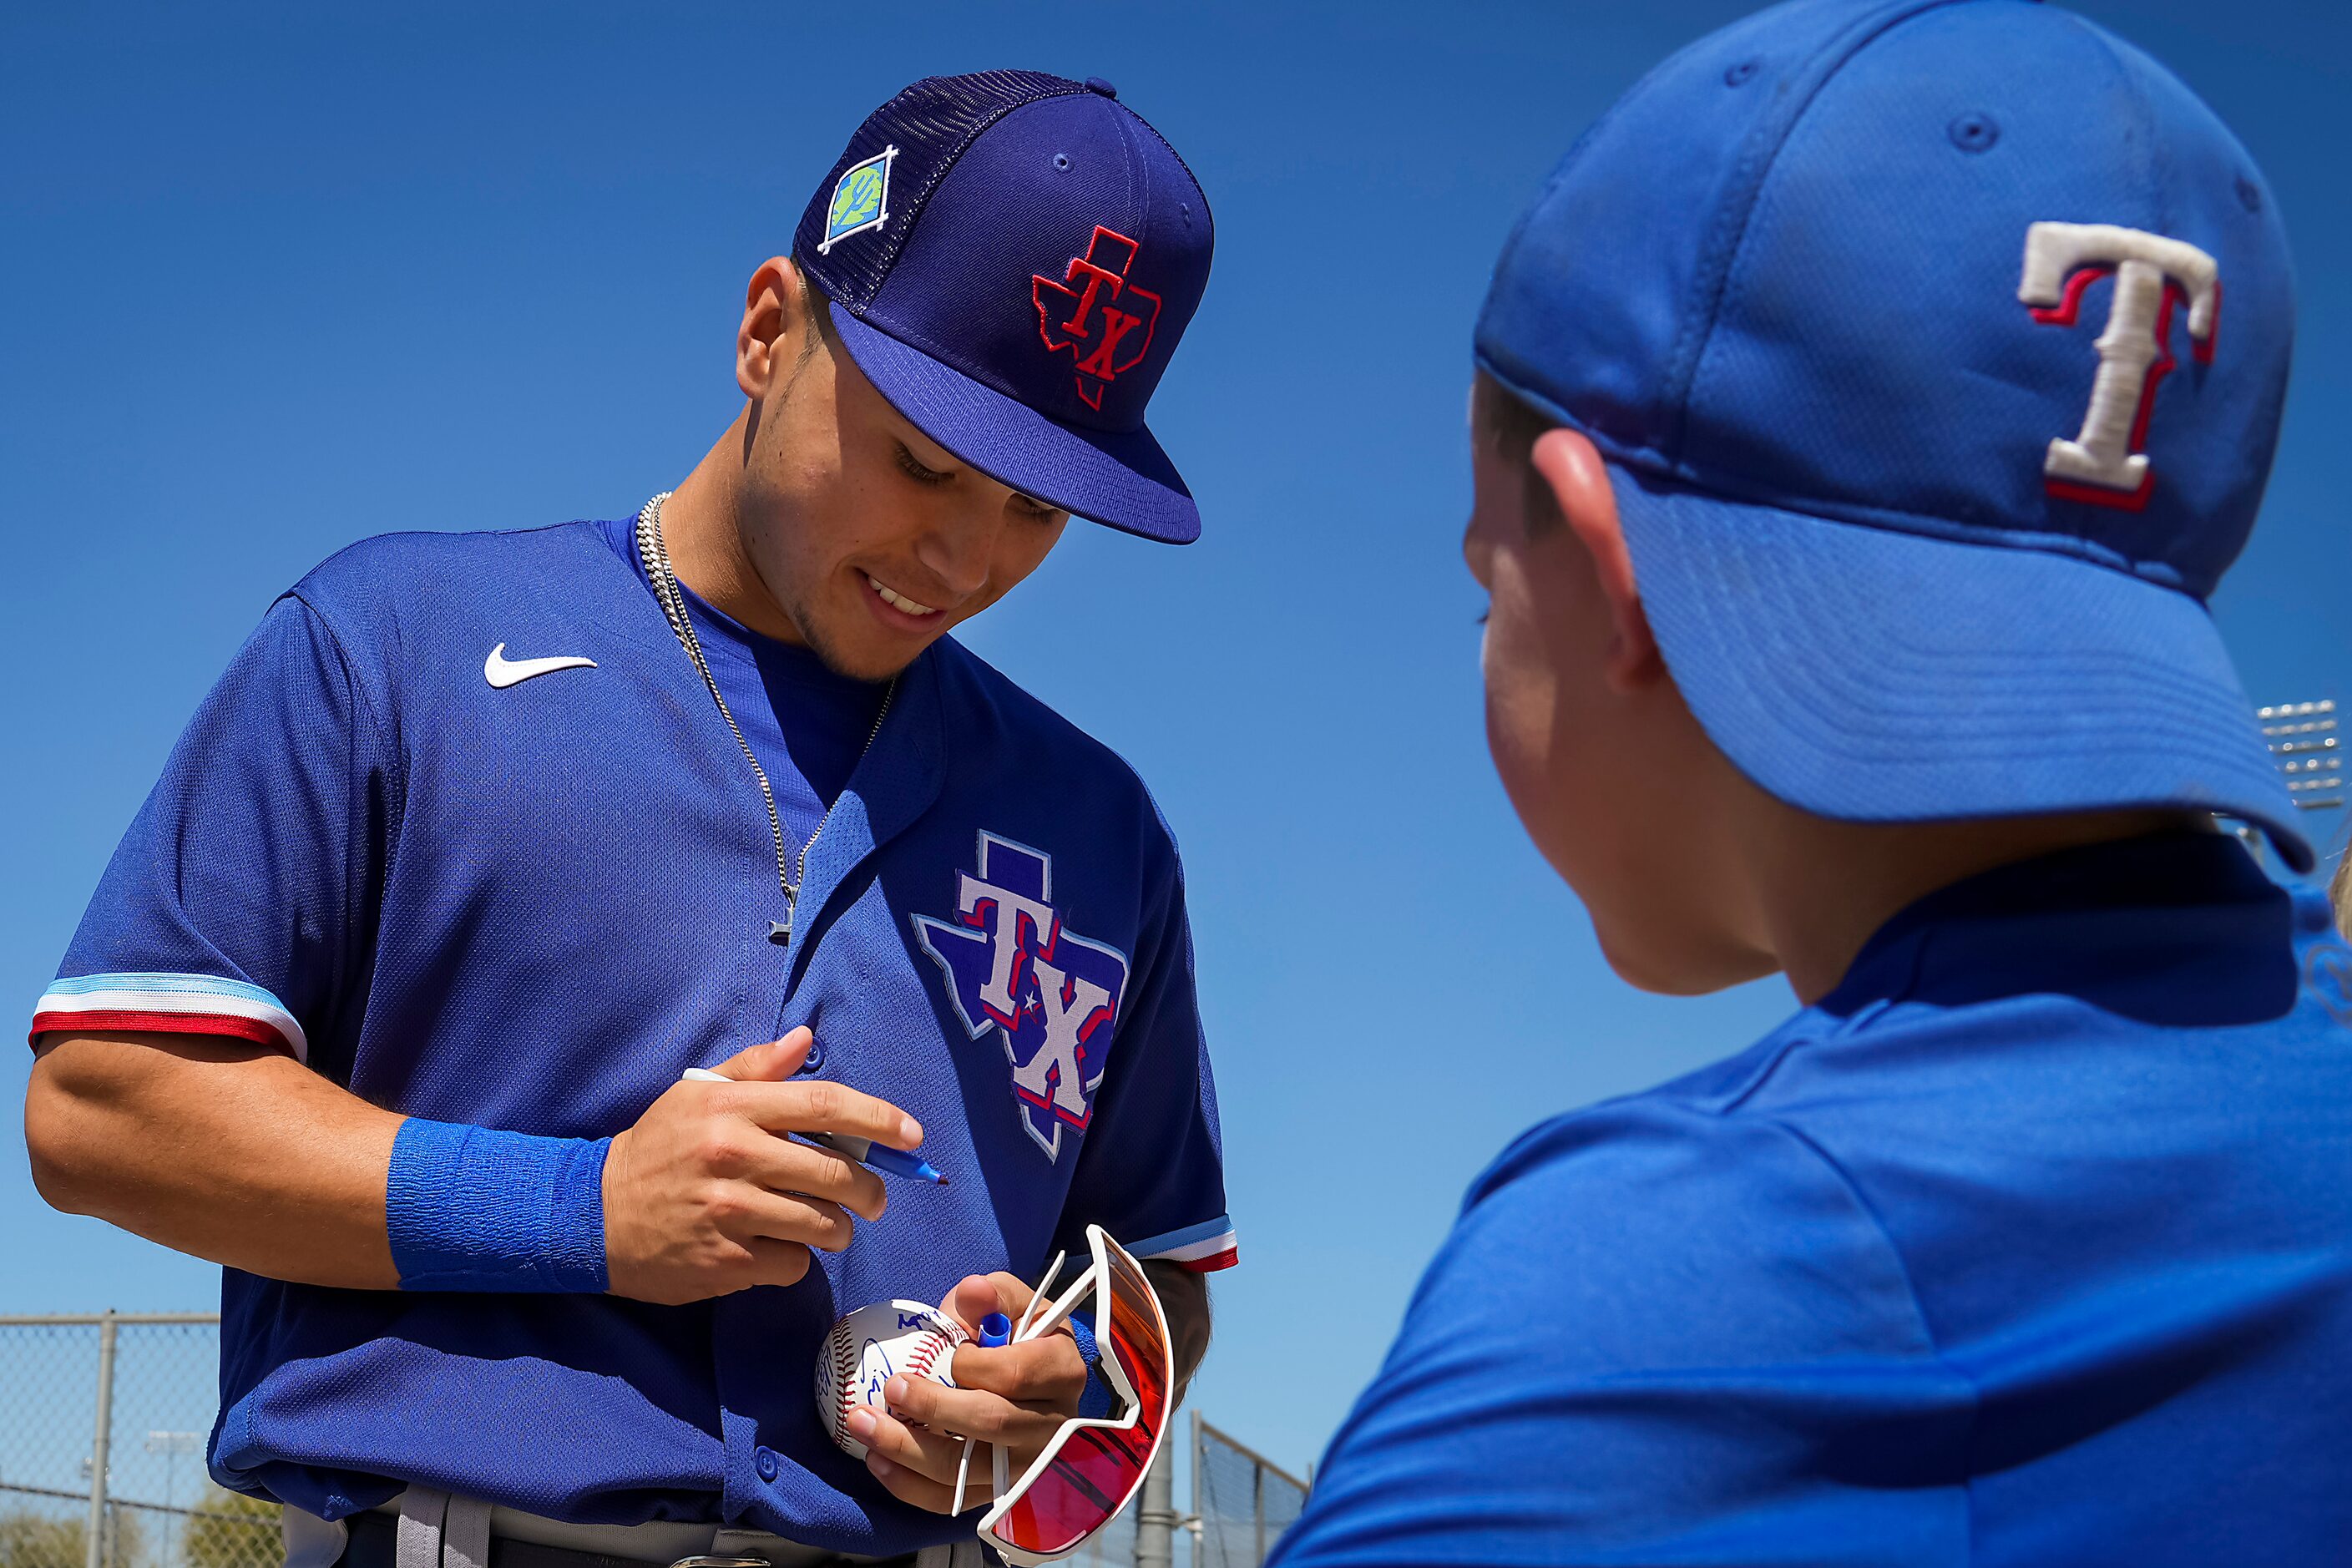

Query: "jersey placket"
<box><xmin>710</xmin><ymin>649</ymin><xmax>949</xmax><ymax>1534</ymax></box>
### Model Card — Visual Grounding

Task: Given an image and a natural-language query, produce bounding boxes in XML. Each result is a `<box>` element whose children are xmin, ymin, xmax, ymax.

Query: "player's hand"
<box><xmin>850</xmin><ymin>1272</ymin><xmax>1090</xmax><ymax>1514</ymax></box>
<box><xmin>601</xmin><ymin>1029</ymin><xmax>922</xmax><ymax>1305</ymax></box>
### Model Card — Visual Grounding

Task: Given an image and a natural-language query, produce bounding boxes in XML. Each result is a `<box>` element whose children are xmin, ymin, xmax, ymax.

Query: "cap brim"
<box><xmin>1611</xmin><ymin>466</ymin><xmax>2314</xmax><ymax>874</ymax></box>
<box><xmin>827</xmin><ymin>302</ymin><xmax>1200</xmax><ymax>544</ymax></box>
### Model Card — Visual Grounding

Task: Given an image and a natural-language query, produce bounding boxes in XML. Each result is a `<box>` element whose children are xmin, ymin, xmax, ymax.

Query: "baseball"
<box><xmin>816</xmin><ymin>1299</ymin><xmax>968</xmax><ymax>1459</ymax></box>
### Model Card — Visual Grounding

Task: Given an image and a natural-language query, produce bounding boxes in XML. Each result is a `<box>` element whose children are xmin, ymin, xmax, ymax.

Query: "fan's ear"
<box><xmin>1529</xmin><ymin>428</ymin><xmax>1664</xmax><ymax>692</ymax></box>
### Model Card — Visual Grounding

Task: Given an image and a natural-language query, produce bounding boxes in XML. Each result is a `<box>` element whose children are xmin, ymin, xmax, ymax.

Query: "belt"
<box><xmin>336</xmin><ymin>1503</ymin><xmax>924</xmax><ymax>1568</ymax></box>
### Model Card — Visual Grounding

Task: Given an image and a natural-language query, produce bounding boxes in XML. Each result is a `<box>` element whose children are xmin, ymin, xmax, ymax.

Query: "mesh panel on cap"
<box><xmin>796</xmin><ymin>71</ymin><xmax>1087</xmax><ymax>309</ymax></box>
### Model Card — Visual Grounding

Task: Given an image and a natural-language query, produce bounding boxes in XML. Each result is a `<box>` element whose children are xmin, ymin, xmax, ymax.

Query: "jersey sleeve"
<box><xmin>1267</xmin><ymin>1105</ymin><xmax>1972</xmax><ymax>1568</ymax></box>
<box><xmin>30</xmin><ymin>594</ymin><xmax>390</xmax><ymax>1070</ymax></box>
<box><xmin>1051</xmin><ymin>840</ymin><xmax>1234</xmax><ymax>1273</ymax></box>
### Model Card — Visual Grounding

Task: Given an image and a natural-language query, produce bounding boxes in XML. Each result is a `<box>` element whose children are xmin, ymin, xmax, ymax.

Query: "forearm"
<box><xmin>26</xmin><ymin>1031</ymin><xmax>402</xmax><ymax>1289</ymax></box>
<box><xmin>26</xmin><ymin>1027</ymin><xmax>912</xmax><ymax>1306</ymax></box>
<box><xmin>1145</xmin><ymin>1259</ymin><xmax>1212</xmax><ymax>1404</ymax></box>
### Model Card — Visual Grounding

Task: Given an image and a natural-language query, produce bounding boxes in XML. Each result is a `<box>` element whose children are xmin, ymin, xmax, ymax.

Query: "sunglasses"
<box><xmin>951</xmin><ymin>1225</ymin><xmax>1174</xmax><ymax>1567</ymax></box>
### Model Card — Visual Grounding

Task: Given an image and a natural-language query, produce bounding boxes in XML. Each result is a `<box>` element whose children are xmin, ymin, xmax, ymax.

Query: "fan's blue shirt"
<box><xmin>31</xmin><ymin>520</ymin><xmax>1237</xmax><ymax>1555</ymax></box>
<box><xmin>1272</xmin><ymin>832</ymin><xmax>2352</xmax><ymax>1568</ymax></box>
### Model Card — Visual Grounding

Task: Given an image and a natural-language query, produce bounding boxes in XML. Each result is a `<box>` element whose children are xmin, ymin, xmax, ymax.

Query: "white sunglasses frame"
<box><xmin>955</xmin><ymin>1225</ymin><xmax>1174</xmax><ymax>1567</ymax></box>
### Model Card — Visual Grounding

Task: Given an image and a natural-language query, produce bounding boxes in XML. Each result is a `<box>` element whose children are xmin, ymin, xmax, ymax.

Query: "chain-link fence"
<box><xmin>1060</xmin><ymin>1493</ymin><xmax>1136</xmax><ymax>1568</ymax></box>
<box><xmin>1191</xmin><ymin>1417</ymin><xmax>1306</xmax><ymax>1568</ymax></box>
<box><xmin>1</xmin><ymin>1318</ymin><xmax>1305</xmax><ymax>1568</ymax></box>
<box><xmin>0</xmin><ymin>1316</ymin><xmax>280</xmax><ymax>1568</ymax></box>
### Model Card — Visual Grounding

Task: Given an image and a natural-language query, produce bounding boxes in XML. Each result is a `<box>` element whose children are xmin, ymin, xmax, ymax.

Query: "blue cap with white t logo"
<box><xmin>1476</xmin><ymin>0</ymin><xmax>2309</xmax><ymax>868</ymax></box>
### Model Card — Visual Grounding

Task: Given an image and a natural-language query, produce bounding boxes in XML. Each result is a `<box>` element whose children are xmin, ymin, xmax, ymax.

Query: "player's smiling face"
<box><xmin>732</xmin><ymin>266</ymin><xmax>1071</xmax><ymax>682</ymax></box>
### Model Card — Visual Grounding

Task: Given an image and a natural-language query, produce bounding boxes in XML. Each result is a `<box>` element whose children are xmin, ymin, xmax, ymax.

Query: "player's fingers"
<box><xmin>944</xmin><ymin>1272</ymin><xmax>1035</xmax><ymax>1333</ymax></box>
<box><xmin>983</xmin><ymin>1269</ymin><xmax>1039</xmax><ymax>1309</ymax></box>
<box><xmin>941</xmin><ymin>1274</ymin><xmax>1000</xmax><ymax>1334</ymax></box>
<box><xmin>948</xmin><ymin>1334</ymin><xmax>1088</xmax><ymax>1408</ymax></box>
<box><xmin>707</xmin><ymin>1029</ymin><xmax>813</xmax><ymax>1084</ymax></box>
<box><xmin>719</xmin><ymin>1185</ymin><xmax>858</xmax><ymax>1254</ymax></box>
<box><xmin>728</xmin><ymin>1136</ymin><xmax>888</xmax><ymax>1222</ymax></box>
<box><xmin>845</xmin><ymin>1404</ymin><xmax>970</xmax><ymax>1485</ymax></box>
<box><xmin>885</xmin><ymin>1374</ymin><xmax>1065</xmax><ymax>1449</ymax></box>
<box><xmin>730</xmin><ymin>1236</ymin><xmax>812</xmax><ymax>1292</ymax></box>
<box><xmin>726</xmin><ymin>1078</ymin><xmax>924</xmax><ymax>1151</ymax></box>
<box><xmin>865</xmin><ymin>1450</ymin><xmax>988</xmax><ymax>1516</ymax></box>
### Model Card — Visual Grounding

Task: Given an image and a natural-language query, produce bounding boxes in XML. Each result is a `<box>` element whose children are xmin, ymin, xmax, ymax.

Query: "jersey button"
<box><xmin>755</xmin><ymin>1447</ymin><xmax>780</xmax><ymax>1482</ymax></box>
<box><xmin>798</xmin><ymin>1041</ymin><xmax>827</xmax><ymax>1074</ymax></box>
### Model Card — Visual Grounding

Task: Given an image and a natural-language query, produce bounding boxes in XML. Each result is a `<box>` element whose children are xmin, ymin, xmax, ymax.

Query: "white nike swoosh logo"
<box><xmin>484</xmin><ymin>642</ymin><xmax>598</xmax><ymax>689</ymax></box>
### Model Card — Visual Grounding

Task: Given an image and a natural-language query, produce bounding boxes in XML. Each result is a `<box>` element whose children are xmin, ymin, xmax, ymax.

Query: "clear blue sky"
<box><xmin>4</xmin><ymin>0</ymin><xmax>2347</xmax><ymax>1485</ymax></box>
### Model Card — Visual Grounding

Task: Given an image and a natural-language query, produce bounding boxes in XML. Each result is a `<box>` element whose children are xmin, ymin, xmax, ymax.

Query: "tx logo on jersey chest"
<box><xmin>912</xmin><ymin>832</ymin><xmax>1131</xmax><ymax>1161</ymax></box>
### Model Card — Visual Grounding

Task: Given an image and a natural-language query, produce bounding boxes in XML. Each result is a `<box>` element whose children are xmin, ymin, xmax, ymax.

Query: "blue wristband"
<box><xmin>386</xmin><ymin>1118</ymin><xmax>611</xmax><ymax>1292</ymax></box>
<box><xmin>1068</xmin><ymin>1309</ymin><xmax>1115</xmax><ymax>1420</ymax></box>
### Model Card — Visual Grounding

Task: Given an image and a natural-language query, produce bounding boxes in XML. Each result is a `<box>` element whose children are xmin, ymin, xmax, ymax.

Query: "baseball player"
<box><xmin>24</xmin><ymin>72</ymin><xmax>1234</xmax><ymax>1568</ymax></box>
<box><xmin>1272</xmin><ymin>2</ymin><xmax>2352</xmax><ymax>1562</ymax></box>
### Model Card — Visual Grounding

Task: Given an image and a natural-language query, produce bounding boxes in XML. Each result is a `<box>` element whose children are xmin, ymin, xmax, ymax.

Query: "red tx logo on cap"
<box><xmin>1033</xmin><ymin>226</ymin><xmax>1161</xmax><ymax>412</ymax></box>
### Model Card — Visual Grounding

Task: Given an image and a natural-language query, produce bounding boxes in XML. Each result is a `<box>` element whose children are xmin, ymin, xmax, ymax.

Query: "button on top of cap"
<box><xmin>1083</xmin><ymin>77</ymin><xmax>1118</xmax><ymax>99</ymax></box>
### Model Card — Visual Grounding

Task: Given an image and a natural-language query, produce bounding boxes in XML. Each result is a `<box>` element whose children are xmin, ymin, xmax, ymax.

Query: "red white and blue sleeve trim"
<box><xmin>1130</xmin><ymin>1215</ymin><xmax>1238</xmax><ymax>1273</ymax></box>
<box><xmin>29</xmin><ymin>973</ymin><xmax>308</xmax><ymax>1062</ymax></box>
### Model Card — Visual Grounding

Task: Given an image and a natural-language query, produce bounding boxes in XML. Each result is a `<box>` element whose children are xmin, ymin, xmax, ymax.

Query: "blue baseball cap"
<box><xmin>795</xmin><ymin>72</ymin><xmax>1213</xmax><ymax>544</ymax></box>
<box><xmin>1475</xmin><ymin>0</ymin><xmax>2311</xmax><ymax>870</ymax></box>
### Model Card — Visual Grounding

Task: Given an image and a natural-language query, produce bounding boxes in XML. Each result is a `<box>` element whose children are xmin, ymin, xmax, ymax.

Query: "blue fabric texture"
<box><xmin>1613</xmin><ymin>468</ymin><xmax>2299</xmax><ymax>858</ymax></box>
<box><xmin>594</xmin><ymin>518</ymin><xmax>888</xmax><ymax>852</ymax></box>
<box><xmin>1272</xmin><ymin>833</ymin><xmax>2352</xmax><ymax>1566</ymax></box>
<box><xmin>1473</xmin><ymin>0</ymin><xmax>2308</xmax><ymax>868</ymax></box>
<box><xmin>1065</xmin><ymin>1310</ymin><xmax>1113</xmax><ymax>1421</ymax></box>
<box><xmin>386</xmin><ymin>1118</ymin><xmax>609</xmax><ymax>1292</ymax></box>
<box><xmin>794</xmin><ymin>73</ymin><xmax>1214</xmax><ymax>542</ymax></box>
<box><xmin>39</xmin><ymin>519</ymin><xmax>1231</xmax><ymax>1555</ymax></box>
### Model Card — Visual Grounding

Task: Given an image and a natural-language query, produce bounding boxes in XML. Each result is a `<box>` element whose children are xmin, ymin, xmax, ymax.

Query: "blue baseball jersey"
<box><xmin>31</xmin><ymin>520</ymin><xmax>1236</xmax><ymax>1554</ymax></box>
<box><xmin>585</xmin><ymin>516</ymin><xmax>889</xmax><ymax>850</ymax></box>
<box><xmin>1272</xmin><ymin>833</ymin><xmax>2352</xmax><ymax>1567</ymax></box>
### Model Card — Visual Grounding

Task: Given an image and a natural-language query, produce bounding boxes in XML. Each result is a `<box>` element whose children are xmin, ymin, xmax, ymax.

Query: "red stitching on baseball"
<box><xmin>822</xmin><ymin>1313</ymin><xmax>966</xmax><ymax>1449</ymax></box>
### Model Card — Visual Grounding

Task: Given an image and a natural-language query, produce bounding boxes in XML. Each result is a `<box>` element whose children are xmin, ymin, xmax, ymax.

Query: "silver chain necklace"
<box><xmin>636</xmin><ymin>491</ymin><xmax>898</xmax><ymax>944</ymax></box>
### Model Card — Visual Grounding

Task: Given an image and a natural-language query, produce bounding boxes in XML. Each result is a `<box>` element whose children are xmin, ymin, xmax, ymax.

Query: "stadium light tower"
<box><xmin>2259</xmin><ymin>699</ymin><xmax>2343</xmax><ymax>812</ymax></box>
<box><xmin>144</xmin><ymin>1429</ymin><xmax>202</xmax><ymax>1568</ymax></box>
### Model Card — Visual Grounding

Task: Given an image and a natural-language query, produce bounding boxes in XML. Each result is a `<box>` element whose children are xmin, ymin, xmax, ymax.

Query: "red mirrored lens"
<box><xmin>996</xmin><ymin>1246</ymin><xmax>1171</xmax><ymax>1555</ymax></box>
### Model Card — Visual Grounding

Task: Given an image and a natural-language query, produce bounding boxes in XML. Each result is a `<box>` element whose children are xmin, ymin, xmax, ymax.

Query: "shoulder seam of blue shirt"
<box><xmin>1275</xmin><ymin>832</ymin><xmax>2352</xmax><ymax>1565</ymax></box>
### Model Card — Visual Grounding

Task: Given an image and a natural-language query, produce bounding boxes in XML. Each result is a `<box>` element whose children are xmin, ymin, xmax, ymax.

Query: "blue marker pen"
<box><xmin>680</xmin><ymin>1067</ymin><xmax>949</xmax><ymax>1185</ymax></box>
<box><xmin>979</xmin><ymin>1313</ymin><xmax>1013</xmax><ymax>1348</ymax></box>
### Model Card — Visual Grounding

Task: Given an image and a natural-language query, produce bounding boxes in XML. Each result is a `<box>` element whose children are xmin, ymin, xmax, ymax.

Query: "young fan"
<box><xmin>1276</xmin><ymin>2</ymin><xmax>2352</xmax><ymax>1562</ymax></box>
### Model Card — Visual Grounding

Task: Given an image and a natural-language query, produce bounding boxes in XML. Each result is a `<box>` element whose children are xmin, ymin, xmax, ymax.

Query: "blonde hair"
<box><xmin>2333</xmin><ymin>847</ymin><xmax>2352</xmax><ymax>939</ymax></box>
